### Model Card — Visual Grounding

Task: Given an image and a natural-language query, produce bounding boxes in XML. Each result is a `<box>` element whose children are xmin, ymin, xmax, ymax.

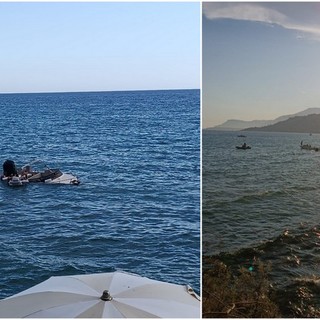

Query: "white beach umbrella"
<box><xmin>0</xmin><ymin>271</ymin><xmax>200</xmax><ymax>318</ymax></box>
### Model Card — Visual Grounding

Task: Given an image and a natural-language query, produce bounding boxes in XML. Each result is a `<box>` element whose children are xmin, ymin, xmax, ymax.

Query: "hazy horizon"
<box><xmin>207</xmin><ymin>106</ymin><xmax>320</xmax><ymax>128</ymax></box>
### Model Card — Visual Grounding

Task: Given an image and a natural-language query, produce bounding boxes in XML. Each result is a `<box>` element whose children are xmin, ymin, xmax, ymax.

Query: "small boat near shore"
<box><xmin>1</xmin><ymin>159</ymin><xmax>80</xmax><ymax>186</ymax></box>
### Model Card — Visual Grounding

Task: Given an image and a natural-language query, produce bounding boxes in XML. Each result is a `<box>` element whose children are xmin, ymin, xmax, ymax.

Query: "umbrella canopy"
<box><xmin>0</xmin><ymin>271</ymin><xmax>200</xmax><ymax>318</ymax></box>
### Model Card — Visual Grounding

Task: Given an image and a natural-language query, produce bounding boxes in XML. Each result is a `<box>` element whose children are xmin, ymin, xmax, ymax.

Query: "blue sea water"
<box><xmin>0</xmin><ymin>89</ymin><xmax>200</xmax><ymax>298</ymax></box>
<box><xmin>203</xmin><ymin>130</ymin><xmax>320</xmax><ymax>316</ymax></box>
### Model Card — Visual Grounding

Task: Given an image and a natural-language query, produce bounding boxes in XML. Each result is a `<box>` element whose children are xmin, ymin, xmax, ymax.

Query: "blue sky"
<box><xmin>0</xmin><ymin>2</ymin><xmax>200</xmax><ymax>93</ymax></box>
<box><xmin>203</xmin><ymin>2</ymin><xmax>320</xmax><ymax>128</ymax></box>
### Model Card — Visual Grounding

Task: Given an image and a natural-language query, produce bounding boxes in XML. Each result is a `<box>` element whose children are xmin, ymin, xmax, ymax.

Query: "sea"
<box><xmin>0</xmin><ymin>89</ymin><xmax>200</xmax><ymax>299</ymax></box>
<box><xmin>203</xmin><ymin>130</ymin><xmax>320</xmax><ymax>316</ymax></box>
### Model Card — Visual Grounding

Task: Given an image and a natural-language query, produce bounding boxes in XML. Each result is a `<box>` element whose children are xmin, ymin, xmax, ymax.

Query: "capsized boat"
<box><xmin>1</xmin><ymin>159</ymin><xmax>80</xmax><ymax>185</ymax></box>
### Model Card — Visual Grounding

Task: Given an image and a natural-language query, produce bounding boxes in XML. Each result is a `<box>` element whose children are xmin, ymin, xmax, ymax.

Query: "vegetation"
<box><xmin>202</xmin><ymin>258</ymin><xmax>281</xmax><ymax>318</ymax></box>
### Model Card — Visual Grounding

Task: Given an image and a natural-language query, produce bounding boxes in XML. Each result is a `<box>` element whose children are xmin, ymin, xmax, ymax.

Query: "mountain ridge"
<box><xmin>206</xmin><ymin>108</ymin><xmax>320</xmax><ymax>131</ymax></box>
<box><xmin>243</xmin><ymin>113</ymin><xmax>320</xmax><ymax>133</ymax></box>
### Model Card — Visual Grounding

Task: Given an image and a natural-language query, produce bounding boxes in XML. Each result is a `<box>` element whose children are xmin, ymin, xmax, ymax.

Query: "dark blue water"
<box><xmin>0</xmin><ymin>90</ymin><xmax>200</xmax><ymax>298</ymax></box>
<box><xmin>203</xmin><ymin>130</ymin><xmax>320</xmax><ymax>316</ymax></box>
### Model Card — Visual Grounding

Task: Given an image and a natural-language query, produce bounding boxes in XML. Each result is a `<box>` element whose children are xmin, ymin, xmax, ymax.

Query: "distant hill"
<box><xmin>210</xmin><ymin>119</ymin><xmax>272</xmax><ymax>131</ymax></box>
<box><xmin>207</xmin><ymin>108</ymin><xmax>320</xmax><ymax>131</ymax></box>
<box><xmin>243</xmin><ymin>113</ymin><xmax>320</xmax><ymax>133</ymax></box>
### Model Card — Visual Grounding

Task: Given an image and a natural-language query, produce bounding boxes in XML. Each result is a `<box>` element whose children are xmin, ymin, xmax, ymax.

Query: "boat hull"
<box><xmin>236</xmin><ymin>146</ymin><xmax>251</xmax><ymax>150</ymax></box>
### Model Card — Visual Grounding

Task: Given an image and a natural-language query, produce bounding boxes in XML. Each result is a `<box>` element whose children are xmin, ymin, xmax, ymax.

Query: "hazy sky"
<box><xmin>0</xmin><ymin>2</ymin><xmax>200</xmax><ymax>93</ymax></box>
<box><xmin>203</xmin><ymin>2</ymin><xmax>320</xmax><ymax>128</ymax></box>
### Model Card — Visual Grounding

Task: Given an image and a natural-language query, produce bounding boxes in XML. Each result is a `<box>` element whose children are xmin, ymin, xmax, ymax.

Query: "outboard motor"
<box><xmin>3</xmin><ymin>160</ymin><xmax>17</xmax><ymax>177</ymax></box>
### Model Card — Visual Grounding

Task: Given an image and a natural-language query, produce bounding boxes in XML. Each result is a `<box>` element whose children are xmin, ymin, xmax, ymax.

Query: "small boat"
<box><xmin>236</xmin><ymin>144</ymin><xmax>251</xmax><ymax>150</ymax></box>
<box><xmin>237</xmin><ymin>134</ymin><xmax>247</xmax><ymax>138</ymax></box>
<box><xmin>300</xmin><ymin>142</ymin><xmax>319</xmax><ymax>152</ymax></box>
<box><xmin>1</xmin><ymin>160</ymin><xmax>80</xmax><ymax>186</ymax></box>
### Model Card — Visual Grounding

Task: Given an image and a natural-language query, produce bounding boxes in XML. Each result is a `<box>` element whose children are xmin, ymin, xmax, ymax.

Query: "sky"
<box><xmin>0</xmin><ymin>2</ymin><xmax>200</xmax><ymax>93</ymax></box>
<box><xmin>203</xmin><ymin>2</ymin><xmax>320</xmax><ymax>128</ymax></box>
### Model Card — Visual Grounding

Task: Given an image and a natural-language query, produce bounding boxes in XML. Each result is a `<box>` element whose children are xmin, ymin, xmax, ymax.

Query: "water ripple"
<box><xmin>0</xmin><ymin>90</ymin><xmax>200</xmax><ymax>298</ymax></box>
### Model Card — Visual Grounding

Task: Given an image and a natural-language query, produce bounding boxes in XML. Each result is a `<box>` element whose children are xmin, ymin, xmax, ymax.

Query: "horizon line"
<box><xmin>0</xmin><ymin>87</ymin><xmax>200</xmax><ymax>95</ymax></box>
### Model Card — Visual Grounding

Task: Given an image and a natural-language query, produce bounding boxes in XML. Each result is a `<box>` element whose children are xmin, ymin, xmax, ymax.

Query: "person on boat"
<box><xmin>242</xmin><ymin>142</ymin><xmax>247</xmax><ymax>148</ymax></box>
<box><xmin>20</xmin><ymin>165</ymin><xmax>32</xmax><ymax>179</ymax></box>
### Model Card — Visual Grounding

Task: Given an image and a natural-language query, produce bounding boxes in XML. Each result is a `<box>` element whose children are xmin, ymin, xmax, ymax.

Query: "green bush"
<box><xmin>203</xmin><ymin>258</ymin><xmax>281</xmax><ymax>318</ymax></box>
